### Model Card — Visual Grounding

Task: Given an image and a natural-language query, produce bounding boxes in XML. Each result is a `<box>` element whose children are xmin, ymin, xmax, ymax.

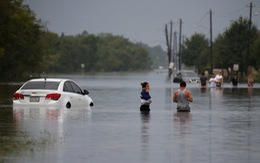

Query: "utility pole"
<box><xmin>169</xmin><ymin>21</ymin><xmax>173</xmax><ymax>77</ymax></box>
<box><xmin>246</xmin><ymin>2</ymin><xmax>253</xmax><ymax>75</ymax></box>
<box><xmin>178</xmin><ymin>19</ymin><xmax>182</xmax><ymax>71</ymax></box>
<box><xmin>173</xmin><ymin>31</ymin><xmax>177</xmax><ymax>71</ymax></box>
<box><xmin>209</xmin><ymin>9</ymin><xmax>213</xmax><ymax>74</ymax></box>
<box><xmin>170</xmin><ymin>21</ymin><xmax>173</xmax><ymax>67</ymax></box>
<box><xmin>165</xmin><ymin>21</ymin><xmax>173</xmax><ymax>78</ymax></box>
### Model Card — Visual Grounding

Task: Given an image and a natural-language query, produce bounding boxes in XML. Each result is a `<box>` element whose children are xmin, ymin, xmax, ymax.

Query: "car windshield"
<box><xmin>21</xmin><ymin>81</ymin><xmax>60</xmax><ymax>90</ymax></box>
<box><xmin>182</xmin><ymin>72</ymin><xmax>197</xmax><ymax>77</ymax></box>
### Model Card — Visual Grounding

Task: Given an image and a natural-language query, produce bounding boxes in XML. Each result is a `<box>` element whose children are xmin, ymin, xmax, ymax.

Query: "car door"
<box><xmin>69</xmin><ymin>81</ymin><xmax>85</xmax><ymax>106</ymax></box>
<box><xmin>63</xmin><ymin>81</ymin><xmax>79</xmax><ymax>107</ymax></box>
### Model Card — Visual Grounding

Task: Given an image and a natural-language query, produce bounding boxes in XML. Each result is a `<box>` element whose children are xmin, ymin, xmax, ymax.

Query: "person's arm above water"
<box><xmin>173</xmin><ymin>90</ymin><xmax>178</xmax><ymax>103</ymax></box>
<box><xmin>186</xmin><ymin>90</ymin><xmax>193</xmax><ymax>102</ymax></box>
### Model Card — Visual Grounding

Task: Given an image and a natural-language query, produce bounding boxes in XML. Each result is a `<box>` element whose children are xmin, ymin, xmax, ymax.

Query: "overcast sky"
<box><xmin>23</xmin><ymin>0</ymin><xmax>260</xmax><ymax>48</ymax></box>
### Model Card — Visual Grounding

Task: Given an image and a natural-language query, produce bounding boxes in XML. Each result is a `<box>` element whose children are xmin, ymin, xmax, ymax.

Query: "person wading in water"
<box><xmin>173</xmin><ymin>81</ymin><xmax>193</xmax><ymax>112</ymax></box>
<box><xmin>140</xmin><ymin>82</ymin><xmax>152</xmax><ymax>112</ymax></box>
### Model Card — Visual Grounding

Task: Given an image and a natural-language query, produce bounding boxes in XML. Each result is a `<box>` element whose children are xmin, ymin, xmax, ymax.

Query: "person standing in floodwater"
<box><xmin>230</xmin><ymin>74</ymin><xmax>238</xmax><ymax>87</ymax></box>
<box><xmin>209</xmin><ymin>74</ymin><xmax>217</xmax><ymax>88</ymax></box>
<box><xmin>215</xmin><ymin>71</ymin><xmax>223</xmax><ymax>88</ymax></box>
<box><xmin>140</xmin><ymin>82</ymin><xmax>152</xmax><ymax>112</ymax></box>
<box><xmin>173</xmin><ymin>81</ymin><xmax>193</xmax><ymax>112</ymax></box>
<box><xmin>247</xmin><ymin>74</ymin><xmax>254</xmax><ymax>87</ymax></box>
<box><xmin>199</xmin><ymin>72</ymin><xmax>208</xmax><ymax>88</ymax></box>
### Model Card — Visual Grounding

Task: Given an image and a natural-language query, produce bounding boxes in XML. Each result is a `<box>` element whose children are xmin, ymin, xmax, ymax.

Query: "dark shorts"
<box><xmin>216</xmin><ymin>82</ymin><xmax>221</xmax><ymax>87</ymax></box>
<box><xmin>140</xmin><ymin>105</ymin><xmax>150</xmax><ymax>112</ymax></box>
<box><xmin>177</xmin><ymin>106</ymin><xmax>190</xmax><ymax>112</ymax></box>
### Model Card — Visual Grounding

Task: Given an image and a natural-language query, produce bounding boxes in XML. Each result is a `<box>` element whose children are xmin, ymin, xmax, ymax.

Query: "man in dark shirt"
<box><xmin>231</xmin><ymin>75</ymin><xmax>238</xmax><ymax>86</ymax></box>
<box><xmin>199</xmin><ymin>72</ymin><xmax>208</xmax><ymax>88</ymax></box>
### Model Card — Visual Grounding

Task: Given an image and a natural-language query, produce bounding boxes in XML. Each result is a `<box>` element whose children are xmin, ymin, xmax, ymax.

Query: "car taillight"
<box><xmin>45</xmin><ymin>93</ymin><xmax>61</xmax><ymax>101</ymax></box>
<box><xmin>13</xmin><ymin>93</ymin><xmax>24</xmax><ymax>100</ymax></box>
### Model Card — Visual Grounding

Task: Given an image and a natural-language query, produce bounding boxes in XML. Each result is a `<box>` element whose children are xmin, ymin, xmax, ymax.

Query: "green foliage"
<box><xmin>1</xmin><ymin>1</ymin><xmax>259</xmax><ymax>80</ymax></box>
<box><xmin>94</xmin><ymin>33</ymin><xmax>152</xmax><ymax>72</ymax></box>
<box><xmin>0</xmin><ymin>0</ymin><xmax>44</xmax><ymax>79</ymax></box>
<box><xmin>182</xmin><ymin>17</ymin><xmax>259</xmax><ymax>76</ymax></box>
<box><xmin>182</xmin><ymin>33</ymin><xmax>209</xmax><ymax>73</ymax></box>
<box><xmin>0</xmin><ymin>0</ymin><xmax>152</xmax><ymax>80</ymax></box>
<box><xmin>250</xmin><ymin>31</ymin><xmax>260</xmax><ymax>70</ymax></box>
<box><xmin>213</xmin><ymin>17</ymin><xmax>258</xmax><ymax>75</ymax></box>
<box><xmin>138</xmin><ymin>43</ymin><xmax>167</xmax><ymax>69</ymax></box>
<box><xmin>41</xmin><ymin>32</ymin><xmax>152</xmax><ymax>74</ymax></box>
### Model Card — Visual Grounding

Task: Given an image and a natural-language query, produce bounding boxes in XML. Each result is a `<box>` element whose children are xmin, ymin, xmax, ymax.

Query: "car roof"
<box><xmin>27</xmin><ymin>78</ymin><xmax>70</xmax><ymax>82</ymax></box>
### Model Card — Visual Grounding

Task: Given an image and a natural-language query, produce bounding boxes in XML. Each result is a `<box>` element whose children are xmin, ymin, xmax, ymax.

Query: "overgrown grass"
<box><xmin>0</xmin><ymin>130</ymin><xmax>57</xmax><ymax>158</ymax></box>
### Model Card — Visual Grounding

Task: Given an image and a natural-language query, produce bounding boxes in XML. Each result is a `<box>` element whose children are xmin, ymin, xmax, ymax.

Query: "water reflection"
<box><xmin>199</xmin><ymin>87</ymin><xmax>207</xmax><ymax>93</ymax></box>
<box><xmin>247</xmin><ymin>87</ymin><xmax>253</xmax><ymax>111</ymax></box>
<box><xmin>140</xmin><ymin>112</ymin><xmax>150</xmax><ymax>161</ymax></box>
<box><xmin>0</xmin><ymin>107</ymin><xmax>59</xmax><ymax>160</ymax></box>
<box><xmin>174</xmin><ymin>112</ymin><xmax>192</xmax><ymax>123</ymax></box>
<box><xmin>173</xmin><ymin>112</ymin><xmax>192</xmax><ymax>163</ymax></box>
<box><xmin>13</xmin><ymin>107</ymin><xmax>64</xmax><ymax>121</ymax></box>
<box><xmin>248</xmin><ymin>87</ymin><xmax>253</xmax><ymax>97</ymax></box>
<box><xmin>165</xmin><ymin>87</ymin><xmax>173</xmax><ymax>110</ymax></box>
<box><xmin>209</xmin><ymin>87</ymin><xmax>224</xmax><ymax>111</ymax></box>
<box><xmin>220</xmin><ymin>110</ymin><xmax>255</xmax><ymax>162</ymax></box>
<box><xmin>10</xmin><ymin>106</ymin><xmax>91</xmax><ymax>162</ymax></box>
<box><xmin>231</xmin><ymin>87</ymin><xmax>238</xmax><ymax>94</ymax></box>
<box><xmin>1</xmin><ymin>73</ymin><xmax>260</xmax><ymax>163</ymax></box>
<box><xmin>13</xmin><ymin>106</ymin><xmax>91</xmax><ymax>121</ymax></box>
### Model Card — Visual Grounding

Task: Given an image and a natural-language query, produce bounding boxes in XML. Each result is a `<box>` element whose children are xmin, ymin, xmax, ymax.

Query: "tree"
<box><xmin>0</xmin><ymin>0</ymin><xmax>44</xmax><ymax>79</ymax></box>
<box><xmin>138</xmin><ymin>43</ymin><xmax>167</xmax><ymax>69</ymax></box>
<box><xmin>94</xmin><ymin>33</ymin><xmax>151</xmax><ymax>72</ymax></box>
<box><xmin>40</xmin><ymin>31</ymin><xmax>61</xmax><ymax>73</ymax></box>
<box><xmin>251</xmin><ymin>32</ymin><xmax>260</xmax><ymax>70</ymax></box>
<box><xmin>80</xmin><ymin>34</ymin><xmax>98</xmax><ymax>71</ymax></box>
<box><xmin>182</xmin><ymin>33</ymin><xmax>209</xmax><ymax>73</ymax></box>
<box><xmin>213</xmin><ymin>17</ymin><xmax>258</xmax><ymax>76</ymax></box>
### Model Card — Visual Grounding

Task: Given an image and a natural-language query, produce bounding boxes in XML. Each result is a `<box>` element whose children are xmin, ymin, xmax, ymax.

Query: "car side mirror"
<box><xmin>83</xmin><ymin>90</ymin><xmax>89</xmax><ymax>95</ymax></box>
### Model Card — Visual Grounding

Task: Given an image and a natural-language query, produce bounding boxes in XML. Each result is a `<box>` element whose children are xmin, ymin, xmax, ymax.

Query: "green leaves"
<box><xmin>41</xmin><ymin>32</ymin><xmax>152</xmax><ymax>74</ymax></box>
<box><xmin>181</xmin><ymin>17</ymin><xmax>259</xmax><ymax>75</ymax></box>
<box><xmin>182</xmin><ymin>33</ymin><xmax>209</xmax><ymax>72</ymax></box>
<box><xmin>0</xmin><ymin>0</ymin><xmax>43</xmax><ymax>80</ymax></box>
<box><xmin>214</xmin><ymin>17</ymin><xmax>258</xmax><ymax>74</ymax></box>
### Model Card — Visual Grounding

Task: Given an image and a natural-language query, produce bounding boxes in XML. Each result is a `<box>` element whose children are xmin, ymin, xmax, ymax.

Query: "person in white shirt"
<box><xmin>209</xmin><ymin>74</ymin><xmax>217</xmax><ymax>88</ymax></box>
<box><xmin>215</xmin><ymin>71</ymin><xmax>223</xmax><ymax>88</ymax></box>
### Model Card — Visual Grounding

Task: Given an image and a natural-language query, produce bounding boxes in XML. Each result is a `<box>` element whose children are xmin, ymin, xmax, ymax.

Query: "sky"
<box><xmin>23</xmin><ymin>0</ymin><xmax>260</xmax><ymax>49</ymax></box>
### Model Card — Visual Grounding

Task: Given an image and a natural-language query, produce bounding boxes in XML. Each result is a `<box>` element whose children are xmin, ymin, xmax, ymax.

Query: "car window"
<box><xmin>69</xmin><ymin>81</ymin><xmax>82</xmax><ymax>94</ymax></box>
<box><xmin>21</xmin><ymin>81</ymin><xmax>60</xmax><ymax>90</ymax></box>
<box><xmin>63</xmin><ymin>81</ymin><xmax>74</xmax><ymax>93</ymax></box>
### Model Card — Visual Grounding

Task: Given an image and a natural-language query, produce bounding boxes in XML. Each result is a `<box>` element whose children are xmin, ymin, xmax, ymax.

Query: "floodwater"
<box><xmin>1</xmin><ymin>72</ymin><xmax>260</xmax><ymax>163</ymax></box>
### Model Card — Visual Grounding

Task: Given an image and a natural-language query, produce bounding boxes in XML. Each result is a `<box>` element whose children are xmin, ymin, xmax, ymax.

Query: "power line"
<box><xmin>216</xmin><ymin>4</ymin><xmax>248</xmax><ymax>19</ymax></box>
<box><xmin>195</xmin><ymin>13</ymin><xmax>208</xmax><ymax>25</ymax></box>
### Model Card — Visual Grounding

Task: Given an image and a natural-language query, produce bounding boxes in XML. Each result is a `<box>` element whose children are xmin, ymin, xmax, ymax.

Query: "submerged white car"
<box><xmin>13</xmin><ymin>78</ymin><xmax>94</xmax><ymax>108</ymax></box>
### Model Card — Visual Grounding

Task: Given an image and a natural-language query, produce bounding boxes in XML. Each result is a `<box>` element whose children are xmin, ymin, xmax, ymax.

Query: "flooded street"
<box><xmin>1</xmin><ymin>72</ymin><xmax>260</xmax><ymax>163</ymax></box>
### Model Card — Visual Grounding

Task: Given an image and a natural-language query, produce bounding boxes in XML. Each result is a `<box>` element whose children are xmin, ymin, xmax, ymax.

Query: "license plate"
<box><xmin>30</xmin><ymin>96</ymin><xmax>40</xmax><ymax>102</ymax></box>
